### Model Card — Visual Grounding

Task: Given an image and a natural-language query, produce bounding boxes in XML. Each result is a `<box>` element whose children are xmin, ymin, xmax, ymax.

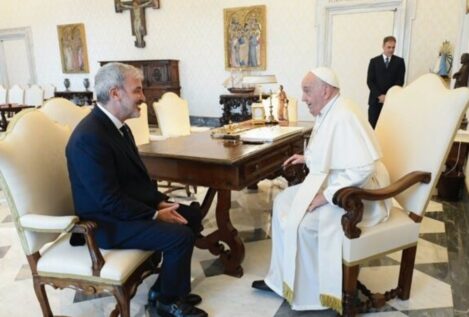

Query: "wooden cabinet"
<box><xmin>99</xmin><ymin>60</ymin><xmax>180</xmax><ymax>125</ymax></box>
<box><xmin>54</xmin><ymin>91</ymin><xmax>93</xmax><ymax>106</ymax></box>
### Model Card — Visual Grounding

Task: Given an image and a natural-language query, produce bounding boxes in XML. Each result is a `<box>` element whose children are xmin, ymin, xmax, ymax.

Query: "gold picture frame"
<box><xmin>57</xmin><ymin>23</ymin><xmax>90</xmax><ymax>73</ymax></box>
<box><xmin>224</xmin><ymin>5</ymin><xmax>266</xmax><ymax>70</ymax></box>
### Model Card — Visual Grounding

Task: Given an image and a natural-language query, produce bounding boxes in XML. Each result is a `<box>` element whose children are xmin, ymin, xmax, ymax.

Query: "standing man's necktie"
<box><xmin>385</xmin><ymin>57</ymin><xmax>390</xmax><ymax>68</ymax></box>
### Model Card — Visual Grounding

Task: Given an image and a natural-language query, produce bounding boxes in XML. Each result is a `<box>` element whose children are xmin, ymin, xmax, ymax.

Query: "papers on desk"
<box><xmin>239</xmin><ymin>126</ymin><xmax>304</xmax><ymax>143</ymax></box>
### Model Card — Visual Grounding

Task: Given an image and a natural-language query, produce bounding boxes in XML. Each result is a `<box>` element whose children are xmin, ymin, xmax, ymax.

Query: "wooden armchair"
<box><xmin>284</xmin><ymin>74</ymin><xmax>469</xmax><ymax>316</ymax></box>
<box><xmin>0</xmin><ymin>109</ymin><xmax>160</xmax><ymax>317</ymax></box>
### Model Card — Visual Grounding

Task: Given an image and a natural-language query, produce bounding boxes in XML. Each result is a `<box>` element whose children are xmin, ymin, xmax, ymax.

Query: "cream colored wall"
<box><xmin>0</xmin><ymin>0</ymin><xmax>464</xmax><ymax>120</ymax></box>
<box><xmin>0</xmin><ymin>0</ymin><xmax>316</xmax><ymax>119</ymax></box>
<box><xmin>407</xmin><ymin>0</ymin><xmax>462</xmax><ymax>83</ymax></box>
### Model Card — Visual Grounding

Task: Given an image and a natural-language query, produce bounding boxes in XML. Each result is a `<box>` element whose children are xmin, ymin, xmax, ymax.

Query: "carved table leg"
<box><xmin>195</xmin><ymin>189</ymin><xmax>245</xmax><ymax>277</ymax></box>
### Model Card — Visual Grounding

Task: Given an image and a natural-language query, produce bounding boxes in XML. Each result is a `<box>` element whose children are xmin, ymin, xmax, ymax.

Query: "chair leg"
<box><xmin>398</xmin><ymin>245</ymin><xmax>417</xmax><ymax>300</ymax></box>
<box><xmin>32</xmin><ymin>279</ymin><xmax>53</xmax><ymax>317</ymax></box>
<box><xmin>112</xmin><ymin>286</ymin><xmax>130</xmax><ymax>317</ymax></box>
<box><xmin>342</xmin><ymin>265</ymin><xmax>360</xmax><ymax>317</ymax></box>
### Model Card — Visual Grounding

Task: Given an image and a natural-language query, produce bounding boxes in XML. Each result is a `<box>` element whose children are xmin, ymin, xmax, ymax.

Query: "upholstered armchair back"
<box><xmin>0</xmin><ymin>110</ymin><xmax>75</xmax><ymax>255</ymax></box>
<box><xmin>7</xmin><ymin>84</ymin><xmax>25</xmax><ymax>104</ymax></box>
<box><xmin>125</xmin><ymin>102</ymin><xmax>150</xmax><ymax>145</ymax></box>
<box><xmin>0</xmin><ymin>85</ymin><xmax>6</xmax><ymax>104</ymax></box>
<box><xmin>376</xmin><ymin>74</ymin><xmax>469</xmax><ymax>215</ymax></box>
<box><xmin>41</xmin><ymin>97</ymin><xmax>91</xmax><ymax>130</ymax></box>
<box><xmin>153</xmin><ymin>92</ymin><xmax>191</xmax><ymax>137</ymax></box>
<box><xmin>24</xmin><ymin>85</ymin><xmax>45</xmax><ymax>107</ymax></box>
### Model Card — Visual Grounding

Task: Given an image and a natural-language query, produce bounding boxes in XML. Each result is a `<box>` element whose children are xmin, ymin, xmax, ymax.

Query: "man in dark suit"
<box><xmin>367</xmin><ymin>35</ymin><xmax>406</xmax><ymax>128</ymax></box>
<box><xmin>66</xmin><ymin>63</ymin><xmax>207</xmax><ymax>317</ymax></box>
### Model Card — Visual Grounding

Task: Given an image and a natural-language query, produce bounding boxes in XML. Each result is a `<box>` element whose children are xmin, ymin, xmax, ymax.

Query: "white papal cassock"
<box><xmin>264</xmin><ymin>95</ymin><xmax>392</xmax><ymax>313</ymax></box>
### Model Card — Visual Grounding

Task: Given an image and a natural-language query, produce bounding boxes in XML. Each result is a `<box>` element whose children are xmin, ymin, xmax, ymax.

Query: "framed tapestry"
<box><xmin>224</xmin><ymin>5</ymin><xmax>266</xmax><ymax>70</ymax></box>
<box><xmin>57</xmin><ymin>23</ymin><xmax>90</xmax><ymax>73</ymax></box>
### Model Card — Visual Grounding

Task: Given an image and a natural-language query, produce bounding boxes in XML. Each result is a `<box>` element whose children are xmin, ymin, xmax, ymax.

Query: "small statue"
<box><xmin>277</xmin><ymin>85</ymin><xmax>287</xmax><ymax>121</ymax></box>
<box><xmin>453</xmin><ymin>53</ymin><xmax>469</xmax><ymax>89</ymax></box>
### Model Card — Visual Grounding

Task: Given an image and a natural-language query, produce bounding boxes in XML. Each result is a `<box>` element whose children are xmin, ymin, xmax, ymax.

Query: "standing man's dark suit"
<box><xmin>66</xmin><ymin>63</ymin><xmax>207</xmax><ymax>317</ymax></box>
<box><xmin>367</xmin><ymin>37</ymin><xmax>405</xmax><ymax>129</ymax></box>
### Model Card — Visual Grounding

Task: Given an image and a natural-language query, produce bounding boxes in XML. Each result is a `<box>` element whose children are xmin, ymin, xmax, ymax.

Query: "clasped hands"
<box><xmin>282</xmin><ymin>154</ymin><xmax>327</xmax><ymax>212</ymax></box>
<box><xmin>153</xmin><ymin>200</ymin><xmax>188</xmax><ymax>224</ymax></box>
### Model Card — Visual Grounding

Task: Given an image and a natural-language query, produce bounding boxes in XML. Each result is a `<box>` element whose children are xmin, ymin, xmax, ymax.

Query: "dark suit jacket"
<box><xmin>66</xmin><ymin>106</ymin><xmax>167</xmax><ymax>248</ymax></box>
<box><xmin>367</xmin><ymin>54</ymin><xmax>405</xmax><ymax>106</ymax></box>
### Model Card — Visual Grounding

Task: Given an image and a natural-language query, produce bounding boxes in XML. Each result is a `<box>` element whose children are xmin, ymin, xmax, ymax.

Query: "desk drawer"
<box><xmin>242</xmin><ymin>143</ymin><xmax>299</xmax><ymax>181</ymax></box>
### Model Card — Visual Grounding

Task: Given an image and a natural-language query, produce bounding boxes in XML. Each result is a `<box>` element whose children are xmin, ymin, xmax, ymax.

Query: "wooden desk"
<box><xmin>0</xmin><ymin>104</ymin><xmax>34</xmax><ymax>131</ymax></box>
<box><xmin>139</xmin><ymin>122</ymin><xmax>312</xmax><ymax>276</ymax></box>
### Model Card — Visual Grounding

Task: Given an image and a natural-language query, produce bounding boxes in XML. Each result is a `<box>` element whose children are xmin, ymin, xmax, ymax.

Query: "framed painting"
<box><xmin>224</xmin><ymin>5</ymin><xmax>266</xmax><ymax>70</ymax></box>
<box><xmin>57</xmin><ymin>23</ymin><xmax>90</xmax><ymax>73</ymax></box>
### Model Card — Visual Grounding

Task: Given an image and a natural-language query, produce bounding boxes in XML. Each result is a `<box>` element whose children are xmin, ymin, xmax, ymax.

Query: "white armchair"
<box><xmin>40</xmin><ymin>97</ymin><xmax>90</xmax><ymax>130</ymax></box>
<box><xmin>7</xmin><ymin>84</ymin><xmax>25</xmax><ymax>105</ymax></box>
<box><xmin>42</xmin><ymin>84</ymin><xmax>56</xmax><ymax>100</ymax></box>
<box><xmin>153</xmin><ymin>92</ymin><xmax>209</xmax><ymax>196</ymax></box>
<box><xmin>153</xmin><ymin>92</ymin><xmax>210</xmax><ymax>138</ymax></box>
<box><xmin>0</xmin><ymin>109</ymin><xmax>160</xmax><ymax>317</ymax></box>
<box><xmin>24</xmin><ymin>85</ymin><xmax>45</xmax><ymax>107</ymax></box>
<box><xmin>0</xmin><ymin>84</ymin><xmax>6</xmax><ymax>105</ymax></box>
<box><xmin>332</xmin><ymin>74</ymin><xmax>469</xmax><ymax>316</ymax></box>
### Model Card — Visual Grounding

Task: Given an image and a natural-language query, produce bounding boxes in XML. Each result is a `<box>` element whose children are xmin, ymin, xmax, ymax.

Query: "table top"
<box><xmin>138</xmin><ymin>121</ymin><xmax>313</xmax><ymax>165</ymax></box>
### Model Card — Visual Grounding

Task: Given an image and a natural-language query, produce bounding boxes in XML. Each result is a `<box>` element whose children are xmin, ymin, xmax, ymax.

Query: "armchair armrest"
<box><xmin>332</xmin><ymin>171</ymin><xmax>431</xmax><ymax>239</ymax></box>
<box><xmin>71</xmin><ymin>220</ymin><xmax>105</xmax><ymax>276</ymax></box>
<box><xmin>19</xmin><ymin>214</ymin><xmax>78</xmax><ymax>232</ymax></box>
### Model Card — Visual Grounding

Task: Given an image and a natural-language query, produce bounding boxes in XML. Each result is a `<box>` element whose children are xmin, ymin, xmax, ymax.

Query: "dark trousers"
<box><xmin>117</xmin><ymin>204</ymin><xmax>202</xmax><ymax>298</ymax></box>
<box><xmin>368</xmin><ymin>102</ymin><xmax>383</xmax><ymax>129</ymax></box>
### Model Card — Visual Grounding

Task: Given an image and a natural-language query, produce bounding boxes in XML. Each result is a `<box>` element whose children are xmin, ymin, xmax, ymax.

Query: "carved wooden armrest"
<box><xmin>332</xmin><ymin>171</ymin><xmax>431</xmax><ymax>239</ymax></box>
<box><xmin>282</xmin><ymin>163</ymin><xmax>309</xmax><ymax>186</ymax></box>
<box><xmin>71</xmin><ymin>221</ymin><xmax>105</xmax><ymax>276</ymax></box>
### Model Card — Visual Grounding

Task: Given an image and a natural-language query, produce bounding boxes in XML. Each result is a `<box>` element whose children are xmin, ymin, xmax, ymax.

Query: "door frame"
<box><xmin>315</xmin><ymin>0</ymin><xmax>416</xmax><ymax>83</ymax></box>
<box><xmin>0</xmin><ymin>27</ymin><xmax>37</xmax><ymax>87</ymax></box>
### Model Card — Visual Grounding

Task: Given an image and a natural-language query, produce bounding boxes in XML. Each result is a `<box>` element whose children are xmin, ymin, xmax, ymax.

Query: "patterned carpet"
<box><xmin>0</xmin><ymin>179</ymin><xmax>467</xmax><ymax>317</ymax></box>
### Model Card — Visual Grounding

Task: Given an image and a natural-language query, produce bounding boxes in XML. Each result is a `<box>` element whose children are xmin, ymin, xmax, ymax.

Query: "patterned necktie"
<box><xmin>385</xmin><ymin>57</ymin><xmax>390</xmax><ymax>68</ymax></box>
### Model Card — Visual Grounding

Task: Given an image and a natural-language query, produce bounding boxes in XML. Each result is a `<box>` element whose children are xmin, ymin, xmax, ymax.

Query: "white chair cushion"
<box><xmin>37</xmin><ymin>234</ymin><xmax>154</xmax><ymax>284</ymax></box>
<box><xmin>342</xmin><ymin>206</ymin><xmax>420</xmax><ymax>266</ymax></box>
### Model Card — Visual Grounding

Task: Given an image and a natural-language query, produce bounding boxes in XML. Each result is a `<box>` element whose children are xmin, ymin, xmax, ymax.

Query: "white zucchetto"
<box><xmin>311</xmin><ymin>67</ymin><xmax>340</xmax><ymax>88</ymax></box>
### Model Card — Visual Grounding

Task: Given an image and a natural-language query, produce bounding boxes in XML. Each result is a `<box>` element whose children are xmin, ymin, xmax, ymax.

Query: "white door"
<box><xmin>330</xmin><ymin>11</ymin><xmax>395</xmax><ymax>115</ymax></box>
<box><xmin>0</xmin><ymin>28</ymin><xmax>36</xmax><ymax>88</ymax></box>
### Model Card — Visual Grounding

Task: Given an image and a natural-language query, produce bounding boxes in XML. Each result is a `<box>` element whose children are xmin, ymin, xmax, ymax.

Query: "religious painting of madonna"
<box><xmin>57</xmin><ymin>23</ymin><xmax>90</xmax><ymax>73</ymax></box>
<box><xmin>224</xmin><ymin>5</ymin><xmax>266</xmax><ymax>70</ymax></box>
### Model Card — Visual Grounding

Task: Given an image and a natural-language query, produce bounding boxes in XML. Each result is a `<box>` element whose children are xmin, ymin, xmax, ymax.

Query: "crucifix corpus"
<box><xmin>115</xmin><ymin>0</ymin><xmax>160</xmax><ymax>48</ymax></box>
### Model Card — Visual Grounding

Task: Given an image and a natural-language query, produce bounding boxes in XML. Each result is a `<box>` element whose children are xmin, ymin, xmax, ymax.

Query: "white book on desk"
<box><xmin>239</xmin><ymin>126</ymin><xmax>304</xmax><ymax>143</ymax></box>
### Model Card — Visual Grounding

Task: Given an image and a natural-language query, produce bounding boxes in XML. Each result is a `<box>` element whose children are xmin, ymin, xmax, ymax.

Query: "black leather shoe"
<box><xmin>156</xmin><ymin>300</ymin><xmax>208</xmax><ymax>317</ymax></box>
<box><xmin>148</xmin><ymin>289</ymin><xmax>202</xmax><ymax>307</ymax></box>
<box><xmin>252</xmin><ymin>280</ymin><xmax>273</xmax><ymax>292</ymax></box>
<box><xmin>182</xmin><ymin>293</ymin><xmax>202</xmax><ymax>306</ymax></box>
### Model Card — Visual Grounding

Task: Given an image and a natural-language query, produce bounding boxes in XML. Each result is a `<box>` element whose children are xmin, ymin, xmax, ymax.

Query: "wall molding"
<box><xmin>315</xmin><ymin>0</ymin><xmax>416</xmax><ymax>82</ymax></box>
<box><xmin>0</xmin><ymin>27</ymin><xmax>37</xmax><ymax>86</ymax></box>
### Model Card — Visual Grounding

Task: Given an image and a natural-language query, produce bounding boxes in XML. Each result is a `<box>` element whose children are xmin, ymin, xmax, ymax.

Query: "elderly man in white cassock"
<box><xmin>252</xmin><ymin>67</ymin><xmax>392</xmax><ymax>314</ymax></box>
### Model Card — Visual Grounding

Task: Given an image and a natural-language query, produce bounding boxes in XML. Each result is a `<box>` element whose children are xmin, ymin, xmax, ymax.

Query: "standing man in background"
<box><xmin>367</xmin><ymin>35</ymin><xmax>405</xmax><ymax>128</ymax></box>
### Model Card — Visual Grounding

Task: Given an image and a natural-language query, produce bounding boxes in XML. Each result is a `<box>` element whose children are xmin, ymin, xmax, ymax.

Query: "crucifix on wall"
<box><xmin>114</xmin><ymin>0</ymin><xmax>160</xmax><ymax>48</ymax></box>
